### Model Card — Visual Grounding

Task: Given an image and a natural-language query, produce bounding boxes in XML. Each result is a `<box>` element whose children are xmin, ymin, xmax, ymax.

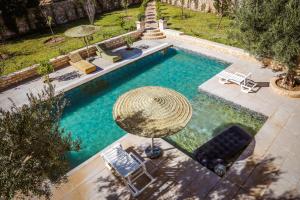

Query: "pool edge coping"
<box><xmin>55</xmin><ymin>43</ymin><xmax>173</xmax><ymax>95</ymax></box>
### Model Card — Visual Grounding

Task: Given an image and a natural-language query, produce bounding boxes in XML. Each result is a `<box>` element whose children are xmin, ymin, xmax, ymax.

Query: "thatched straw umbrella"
<box><xmin>64</xmin><ymin>25</ymin><xmax>99</xmax><ymax>58</ymax></box>
<box><xmin>113</xmin><ymin>86</ymin><xmax>192</xmax><ymax>159</ymax></box>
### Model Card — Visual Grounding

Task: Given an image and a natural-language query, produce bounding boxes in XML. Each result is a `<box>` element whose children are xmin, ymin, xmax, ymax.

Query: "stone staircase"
<box><xmin>142</xmin><ymin>1</ymin><xmax>166</xmax><ymax>40</ymax></box>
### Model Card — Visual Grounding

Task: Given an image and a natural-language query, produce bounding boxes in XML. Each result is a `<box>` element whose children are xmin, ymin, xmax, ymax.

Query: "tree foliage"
<box><xmin>0</xmin><ymin>0</ymin><xmax>40</xmax><ymax>33</ymax></box>
<box><xmin>121</xmin><ymin>0</ymin><xmax>129</xmax><ymax>16</ymax></box>
<box><xmin>0</xmin><ymin>84</ymin><xmax>80</xmax><ymax>199</ymax></box>
<box><xmin>213</xmin><ymin>0</ymin><xmax>233</xmax><ymax>29</ymax></box>
<box><xmin>234</xmin><ymin>0</ymin><xmax>300</xmax><ymax>87</ymax></box>
<box><xmin>79</xmin><ymin>0</ymin><xmax>96</xmax><ymax>25</ymax></box>
<box><xmin>37</xmin><ymin>61</ymin><xmax>54</xmax><ymax>83</ymax></box>
<box><xmin>180</xmin><ymin>0</ymin><xmax>185</xmax><ymax>19</ymax></box>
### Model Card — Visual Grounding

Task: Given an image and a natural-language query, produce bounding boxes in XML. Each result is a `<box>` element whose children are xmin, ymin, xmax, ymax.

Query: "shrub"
<box><xmin>234</xmin><ymin>0</ymin><xmax>300</xmax><ymax>88</ymax></box>
<box><xmin>0</xmin><ymin>84</ymin><xmax>80</xmax><ymax>199</ymax></box>
<box><xmin>37</xmin><ymin>61</ymin><xmax>54</xmax><ymax>83</ymax></box>
<box><xmin>137</xmin><ymin>13</ymin><xmax>145</xmax><ymax>21</ymax></box>
<box><xmin>156</xmin><ymin>0</ymin><xmax>162</xmax><ymax>20</ymax></box>
<box><xmin>124</xmin><ymin>35</ymin><xmax>134</xmax><ymax>50</ymax></box>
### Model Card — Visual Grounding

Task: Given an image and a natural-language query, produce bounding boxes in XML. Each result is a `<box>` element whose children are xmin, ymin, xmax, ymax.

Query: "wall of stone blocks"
<box><xmin>0</xmin><ymin>0</ymin><xmax>141</xmax><ymax>39</ymax></box>
<box><xmin>161</xmin><ymin>0</ymin><xmax>216</xmax><ymax>13</ymax></box>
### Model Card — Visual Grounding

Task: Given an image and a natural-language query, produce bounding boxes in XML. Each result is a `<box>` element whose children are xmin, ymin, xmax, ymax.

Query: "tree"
<box><xmin>0</xmin><ymin>60</ymin><xmax>4</xmax><ymax>75</ymax></box>
<box><xmin>0</xmin><ymin>24</ymin><xmax>5</xmax><ymax>43</ymax></box>
<box><xmin>79</xmin><ymin>0</ymin><xmax>96</xmax><ymax>25</ymax></box>
<box><xmin>37</xmin><ymin>9</ymin><xmax>55</xmax><ymax>37</ymax></box>
<box><xmin>213</xmin><ymin>0</ymin><xmax>232</xmax><ymax>29</ymax></box>
<box><xmin>156</xmin><ymin>0</ymin><xmax>162</xmax><ymax>20</ymax></box>
<box><xmin>234</xmin><ymin>0</ymin><xmax>300</xmax><ymax>88</ymax></box>
<box><xmin>121</xmin><ymin>0</ymin><xmax>129</xmax><ymax>16</ymax></box>
<box><xmin>180</xmin><ymin>0</ymin><xmax>185</xmax><ymax>19</ymax></box>
<box><xmin>0</xmin><ymin>84</ymin><xmax>80</xmax><ymax>199</ymax></box>
<box><xmin>0</xmin><ymin>0</ymin><xmax>41</xmax><ymax>34</ymax></box>
<box><xmin>47</xmin><ymin>16</ymin><xmax>54</xmax><ymax>35</ymax></box>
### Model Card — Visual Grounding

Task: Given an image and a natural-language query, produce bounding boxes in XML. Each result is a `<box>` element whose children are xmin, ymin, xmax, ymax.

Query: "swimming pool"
<box><xmin>61</xmin><ymin>47</ymin><xmax>265</xmax><ymax>168</ymax></box>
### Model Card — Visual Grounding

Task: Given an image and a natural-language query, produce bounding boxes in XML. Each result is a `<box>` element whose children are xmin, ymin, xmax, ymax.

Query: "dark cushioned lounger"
<box><xmin>195</xmin><ymin>125</ymin><xmax>252</xmax><ymax>174</ymax></box>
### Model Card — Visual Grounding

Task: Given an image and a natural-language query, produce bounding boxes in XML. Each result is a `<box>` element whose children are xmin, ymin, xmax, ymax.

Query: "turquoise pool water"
<box><xmin>166</xmin><ymin>92</ymin><xmax>267</xmax><ymax>156</ymax></box>
<box><xmin>61</xmin><ymin>47</ymin><xmax>265</xmax><ymax>168</ymax></box>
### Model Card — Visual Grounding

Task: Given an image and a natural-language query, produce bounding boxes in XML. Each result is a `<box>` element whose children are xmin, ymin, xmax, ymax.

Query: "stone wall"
<box><xmin>161</xmin><ymin>0</ymin><xmax>240</xmax><ymax>13</ymax></box>
<box><xmin>0</xmin><ymin>0</ymin><xmax>141</xmax><ymax>39</ymax></box>
<box><xmin>0</xmin><ymin>31</ymin><xmax>142</xmax><ymax>91</ymax></box>
<box><xmin>161</xmin><ymin>0</ymin><xmax>216</xmax><ymax>12</ymax></box>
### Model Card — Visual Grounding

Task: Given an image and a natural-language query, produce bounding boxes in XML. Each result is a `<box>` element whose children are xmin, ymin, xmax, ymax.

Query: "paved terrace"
<box><xmin>0</xmin><ymin>39</ymin><xmax>166</xmax><ymax>110</ymax></box>
<box><xmin>1</xmin><ymin>33</ymin><xmax>300</xmax><ymax>199</ymax></box>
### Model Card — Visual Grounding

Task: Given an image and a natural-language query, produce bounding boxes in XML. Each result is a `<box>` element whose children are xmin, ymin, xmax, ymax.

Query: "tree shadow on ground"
<box><xmin>55</xmin><ymin>71</ymin><xmax>81</xmax><ymax>82</ymax></box>
<box><xmin>251</xmin><ymin>81</ymin><xmax>270</xmax><ymax>93</ymax></box>
<box><xmin>93</xmin><ymin>105</ymin><xmax>299</xmax><ymax>199</ymax></box>
<box><xmin>211</xmin><ymin>123</ymin><xmax>257</xmax><ymax>138</ymax></box>
<box><xmin>116</xmin><ymin>48</ymin><xmax>143</xmax><ymax>60</ymax></box>
<box><xmin>95</xmin><ymin>137</ymin><xmax>300</xmax><ymax>200</ymax></box>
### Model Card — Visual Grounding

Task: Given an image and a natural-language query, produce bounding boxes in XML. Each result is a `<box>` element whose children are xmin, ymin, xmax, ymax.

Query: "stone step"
<box><xmin>143</xmin><ymin>31</ymin><xmax>164</xmax><ymax>37</ymax></box>
<box><xmin>145</xmin><ymin>23</ymin><xmax>158</xmax><ymax>27</ymax></box>
<box><xmin>145</xmin><ymin>18</ymin><xmax>156</xmax><ymax>21</ymax></box>
<box><xmin>142</xmin><ymin>34</ymin><xmax>166</xmax><ymax>40</ymax></box>
<box><xmin>145</xmin><ymin>21</ymin><xmax>157</xmax><ymax>25</ymax></box>
<box><xmin>145</xmin><ymin>26</ymin><xmax>159</xmax><ymax>29</ymax></box>
<box><xmin>144</xmin><ymin>28</ymin><xmax>160</xmax><ymax>32</ymax></box>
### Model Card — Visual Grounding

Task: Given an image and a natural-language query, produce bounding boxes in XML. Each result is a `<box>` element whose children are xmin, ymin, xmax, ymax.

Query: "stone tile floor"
<box><xmin>50</xmin><ymin>135</ymin><xmax>222</xmax><ymax>200</ymax></box>
<box><xmin>0</xmin><ymin>39</ymin><xmax>163</xmax><ymax>110</ymax></box>
<box><xmin>2</xmin><ymin>33</ymin><xmax>300</xmax><ymax>199</ymax></box>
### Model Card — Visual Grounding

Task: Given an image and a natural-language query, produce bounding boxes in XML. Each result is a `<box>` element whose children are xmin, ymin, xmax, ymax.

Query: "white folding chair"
<box><xmin>101</xmin><ymin>143</ymin><xmax>155</xmax><ymax>197</ymax></box>
<box><xmin>217</xmin><ymin>71</ymin><xmax>257</xmax><ymax>93</ymax></box>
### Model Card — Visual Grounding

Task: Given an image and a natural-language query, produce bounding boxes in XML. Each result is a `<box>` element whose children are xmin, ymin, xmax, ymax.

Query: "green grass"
<box><xmin>0</xmin><ymin>6</ymin><xmax>140</xmax><ymax>75</ymax></box>
<box><xmin>160</xmin><ymin>3</ymin><xmax>241</xmax><ymax>47</ymax></box>
<box><xmin>1</xmin><ymin>4</ymin><xmax>241</xmax><ymax>75</ymax></box>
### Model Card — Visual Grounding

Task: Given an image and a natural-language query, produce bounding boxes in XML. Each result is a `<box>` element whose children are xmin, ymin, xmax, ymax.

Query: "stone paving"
<box><xmin>49</xmin><ymin>135</ymin><xmax>222</xmax><ymax>200</ymax></box>
<box><xmin>163</xmin><ymin>34</ymin><xmax>300</xmax><ymax>199</ymax></box>
<box><xmin>2</xmin><ymin>32</ymin><xmax>300</xmax><ymax>199</ymax></box>
<box><xmin>142</xmin><ymin>1</ymin><xmax>166</xmax><ymax>40</ymax></box>
<box><xmin>0</xmin><ymin>39</ymin><xmax>163</xmax><ymax>110</ymax></box>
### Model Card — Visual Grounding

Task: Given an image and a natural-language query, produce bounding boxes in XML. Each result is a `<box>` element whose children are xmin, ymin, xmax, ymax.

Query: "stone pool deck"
<box><xmin>0</xmin><ymin>39</ymin><xmax>165</xmax><ymax>110</ymax></box>
<box><xmin>1</xmin><ymin>32</ymin><xmax>300</xmax><ymax>199</ymax></box>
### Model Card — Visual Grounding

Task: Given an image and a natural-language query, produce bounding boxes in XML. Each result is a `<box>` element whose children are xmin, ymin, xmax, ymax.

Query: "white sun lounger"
<box><xmin>101</xmin><ymin>143</ymin><xmax>155</xmax><ymax>197</ymax></box>
<box><xmin>217</xmin><ymin>71</ymin><xmax>257</xmax><ymax>93</ymax></box>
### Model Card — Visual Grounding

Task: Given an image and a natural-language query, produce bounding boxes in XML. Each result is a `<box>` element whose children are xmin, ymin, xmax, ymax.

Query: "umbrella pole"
<box><xmin>84</xmin><ymin>36</ymin><xmax>90</xmax><ymax>58</ymax></box>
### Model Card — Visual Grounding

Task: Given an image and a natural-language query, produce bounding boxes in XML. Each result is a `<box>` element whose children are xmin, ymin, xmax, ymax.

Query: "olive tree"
<box><xmin>0</xmin><ymin>84</ymin><xmax>80</xmax><ymax>199</ymax></box>
<box><xmin>234</xmin><ymin>0</ymin><xmax>300</xmax><ymax>88</ymax></box>
<box><xmin>214</xmin><ymin>0</ymin><xmax>232</xmax><ymax>29</ymax></box>
<box><xmin>79</xmin><ymin>0</ymin><xmax>96</xmax><ymax>25</ymax></box>
<box><xmin>121</xmin><ymin>0</ymin><xmax>129</xmax><ymax>16</ymax></box>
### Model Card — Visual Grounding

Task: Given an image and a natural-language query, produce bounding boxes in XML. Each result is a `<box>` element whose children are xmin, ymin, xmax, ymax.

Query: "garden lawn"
<box><xmin>0</xmin><ymin>6</ymin><xmax>140</xmax><ymax>75</ymax></box>
<box><xmin>160</xmin><ymin>3</ymin><xmax>241</xmax><ymax>48</ymax></box>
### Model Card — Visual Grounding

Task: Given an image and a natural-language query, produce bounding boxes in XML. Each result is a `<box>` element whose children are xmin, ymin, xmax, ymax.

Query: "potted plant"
<box><xmin>136</xmin><ymin>13</ymin><xmax>145</xmax><ymax>31</ymax></box>
<box><xmin>124</xmin><ymin>35</ymin><xmax>134</xmax><ymax>50</ymax></box>
<box><xmin>37</xmin><ymin>61</ymin><xmax>54</xmax><ymax>83</ymax></box>
<box><xmin>235</xmin><ymin>0</ymin><xmax>300</xmax><ymax>98</ymax></box>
